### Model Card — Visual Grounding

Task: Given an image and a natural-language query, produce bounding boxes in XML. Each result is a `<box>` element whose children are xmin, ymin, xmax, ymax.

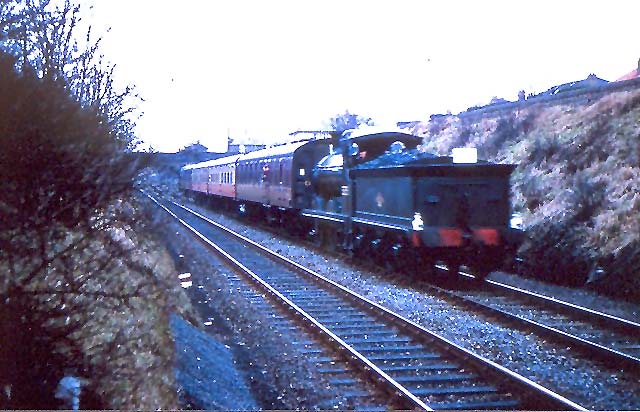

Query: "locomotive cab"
<box><xmin>311</xmin><ymin>127</ymin><xmax>422</xmax><ymax>207</ymax></box>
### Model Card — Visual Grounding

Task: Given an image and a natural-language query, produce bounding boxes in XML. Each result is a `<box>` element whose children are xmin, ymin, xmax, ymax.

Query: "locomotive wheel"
<box><xmin>352</xmin><ymin>232</ymin><xmax>366</xmax><ymax>258</ymax></box>
<box><xmin>385</xmin><ymin>236</ymin><xmax>409</xmax><ymax>272</ymax></box>
<box><xmin>353</xmin><ymin>230</ymin><xmax>374</xmax><ymax>260</ymax></box>
<box><xmin>399</xmin><ymin>247</ymin><xmax>422</xmax><ymax>277</ymax></box>
<box><xmin>471</xmin><ymin>247</ymin><xmax>502</xmax><ymax>280</ymax></box>
<box><xmin>446</xmin><ymin>259</ymin><xmax>461</xmax><ymax>276</ymax></box>
<box><xmin>390</xmin><ymin>241</ymin><xmax>419</xmax><ymax>277</ymax></box>
<box><xmin>416</xmin><ymin>255</ymin><xmax>436</xmax><ymax>279</ymax></box>
<box><xmin>472</xmin><ymin>268</ymin><xmax>490</xmax><ymax>281</ymax></box>
<box><xmin>317</xmin><ymin>221</ymin><xmax>337</xmax><ymax>252</ymax></box>
<box><xmin>372</xmin><ymin>235</ymin><xmax>393</xmax><ymax>269</ymax></box>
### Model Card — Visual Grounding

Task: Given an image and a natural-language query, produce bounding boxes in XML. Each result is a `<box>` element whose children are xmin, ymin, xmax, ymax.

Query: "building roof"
<box><xmin>537</xmin><ymin>74</ymin><xmax>608</xmax><ymax>97</ymax></box>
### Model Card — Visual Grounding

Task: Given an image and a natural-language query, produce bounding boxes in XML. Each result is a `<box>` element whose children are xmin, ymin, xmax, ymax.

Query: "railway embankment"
<box><xmin>405</xmin><ymin>88</ymin><xmax>640</xmax><ymax>298</ymax></box>
<box><xmin>170</xmin><ymin>314</ymin><xmax>259</xmax><ymax>409</ymax></box>
<box><xmin>0</xmin><ymin>50</ymin><xmax>210</xmax><ymax>409</ymax></box>
<box><xmin>0</xmin><ymin>205</ymin><xmax>189</xmax><ymax>408</ymax></box>
<box><xmin>0</xmin><ymin>193</ymin><xmax>261</xmax><ymax>409</ymax></box>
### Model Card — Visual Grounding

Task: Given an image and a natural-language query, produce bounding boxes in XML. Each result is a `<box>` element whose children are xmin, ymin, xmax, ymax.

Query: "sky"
<box><xmin>86</xmin><ymin>1</ymin><xmax>639</xmax><ymax>152</ymax></box>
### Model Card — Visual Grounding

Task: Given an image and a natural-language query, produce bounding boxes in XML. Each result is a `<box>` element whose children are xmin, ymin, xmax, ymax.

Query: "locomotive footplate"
<box><xmin>302</xmin><ymin>209</ymin><xmax>346</xmax><ymax>224</ymax></box>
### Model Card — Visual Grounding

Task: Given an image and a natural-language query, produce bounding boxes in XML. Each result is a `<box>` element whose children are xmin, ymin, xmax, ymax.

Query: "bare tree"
<box><xmin>1</xmin><ymin>0</ymin><xmax>142</xmax><ymax>148</ymax></box>
<box><xmin>0</xmin><ymin>1</ymin><xmax>181</xmax><ymax>408</ymax></box>
<box><xmin>326</xmin><ymin>109</ymin><xmax>374</xmax><ymax>133</ymax></box>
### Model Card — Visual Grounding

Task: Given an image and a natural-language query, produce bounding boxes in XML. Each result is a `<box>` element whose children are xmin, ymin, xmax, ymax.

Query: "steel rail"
<box><xmin>146</xmin><ymin>193</ymin><xmax>431</xmax><ymax>410</ymax></box>
<box><xmin>483</xmin><ymin>277</ymin><xmax>640</xmax><ymax>331</ymax></box>
<box><xmin>455</xmin><ymin>269</ymin><xmax>640</xmax><ymax>331</ymax></box>
<box><xmin>165</xmin><ymin>198</ymin><xmax>585</xmax><ymax>411</ymax></box>
<box><xmin>432</xmin><ymin>270</ymin><xmax>640</xmax><ymax>373</ymax></box>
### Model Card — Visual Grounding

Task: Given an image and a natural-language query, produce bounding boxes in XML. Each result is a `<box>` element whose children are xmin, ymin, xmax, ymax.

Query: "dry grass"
<box><xmin>411</xmin><ymin>89</ymin><xmax>640</xmax><ymax>296</ymax></box>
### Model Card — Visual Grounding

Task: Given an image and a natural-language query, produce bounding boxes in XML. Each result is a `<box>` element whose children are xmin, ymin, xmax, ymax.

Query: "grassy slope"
<box><xmin>408</xmin><ymin>90</ymin><xmax>640</xmax><ymax>297</ymax></box>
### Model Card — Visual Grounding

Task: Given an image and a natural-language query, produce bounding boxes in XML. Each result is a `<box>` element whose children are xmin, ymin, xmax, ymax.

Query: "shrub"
<box><xmin>567</xmin><ymin>172</ymin><xmax>606</xmax><ymax>223</ymax></box>
<box><xmin>527</xmin><ymin>133</ymin><xmax>561</xmax><ymax>165</ymax></box>
<box><xmin>520</xmin><ymin>219</ymin><xmax>591</xmax><ymax>285</ymax></box>
<box><xmin>0</xmin><ymin>49</ymin><xmax>174</xmax><ymax>408</ymax></box>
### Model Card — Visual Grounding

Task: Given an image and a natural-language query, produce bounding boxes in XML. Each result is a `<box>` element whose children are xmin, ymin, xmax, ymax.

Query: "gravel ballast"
<box><xmin>181</xmin><ymin>201</ymin><xmax>640</xmax><ymax>411</ymax></box>
<box><xmin>146</xmin><ymin>199</ymin><xmax>356</xmax><ymax>410</ymax></box>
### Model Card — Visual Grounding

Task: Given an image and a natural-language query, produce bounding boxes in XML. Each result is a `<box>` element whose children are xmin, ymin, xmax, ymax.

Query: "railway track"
<box><xmin>429</xmin><ymin>269</ymin><xmax>640</xmax><ymax>374</ymax></box>
<box><xmin>147</xmin><ymin>193</ymin><xmax>585</xmax><ymax>411</ymax></box>
<box><xmin>180</xmin><ymin>250</ymin><xmax>385</xmax><ymax>410</ymax></box>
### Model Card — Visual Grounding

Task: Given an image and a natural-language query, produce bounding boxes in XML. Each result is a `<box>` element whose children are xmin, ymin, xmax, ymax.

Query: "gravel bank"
<box><xmin>171</xmin><ymin>314</ymin><xmax>259</xmax><ymax>409</ymax></box>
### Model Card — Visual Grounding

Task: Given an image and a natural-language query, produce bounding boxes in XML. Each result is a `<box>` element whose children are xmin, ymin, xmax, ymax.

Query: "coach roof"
<box><xmin>237</xmin><ymin>140</ymin><xmax>311</xmax><ymax>162</ymax></box>
<box><xmin>181</xmin><ymin>154</ymin><xmax>242</xmax><ymax>171</ymax></box>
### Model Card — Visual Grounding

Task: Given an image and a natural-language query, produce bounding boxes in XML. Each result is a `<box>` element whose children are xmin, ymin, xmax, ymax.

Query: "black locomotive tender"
<box><xmin>179</xmin><ymin>128</ymin><xmax>522</xmax><ymax>279</ymax></box>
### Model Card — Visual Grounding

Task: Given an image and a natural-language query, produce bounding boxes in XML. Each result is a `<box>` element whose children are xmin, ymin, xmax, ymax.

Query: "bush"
<box><xmin>520</xmin><ymin>219</ymin><xmax>592</xmax><ymax>286</ymax></box>
<box><xmin>0</xmin><ymin>52</ymin><xmax>138</xmax><ymax>230</ymax></box>
<box><xmin>0</xmin><ymin>48</ymin><xmax>180</xmax><ymax>408</ymax></box>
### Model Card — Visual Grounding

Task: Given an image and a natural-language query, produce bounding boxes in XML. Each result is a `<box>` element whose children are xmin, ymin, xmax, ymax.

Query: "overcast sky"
<box><xmin>88</xmin><ymin>1</ymin><xmax>639</xmax><ymax>152</ymax></box>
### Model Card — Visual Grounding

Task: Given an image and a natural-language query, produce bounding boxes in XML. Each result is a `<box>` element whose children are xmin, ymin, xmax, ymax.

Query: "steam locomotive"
<box><xmin>179</xmin><ymin>127</ymin><xmax>523</xmax><ymax>279</ymax></box>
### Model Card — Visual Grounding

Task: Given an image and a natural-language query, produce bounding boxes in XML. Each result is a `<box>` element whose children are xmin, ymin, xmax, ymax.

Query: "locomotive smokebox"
<box><xmin>311</xmin><ymin>153</ymin><xmax>346</xmax><ymax>198</ymax></box>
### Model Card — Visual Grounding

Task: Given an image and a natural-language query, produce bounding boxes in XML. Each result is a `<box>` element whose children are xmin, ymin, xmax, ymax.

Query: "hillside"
<box><xmin>406</xmin><ymin>89</ymin><xmax>640</xmax><ymax>298</ymax></box>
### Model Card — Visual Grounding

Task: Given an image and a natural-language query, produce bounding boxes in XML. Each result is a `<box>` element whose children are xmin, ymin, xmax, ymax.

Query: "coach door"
<box><xmin>260</xmin><ymin>159</ymin><xmax>270</xmax><ymax>204</ymax></box>
<box><xmin>269</xmin><ymin>157</ymin><xmax>287</xmax><ymax>207</ymax></box>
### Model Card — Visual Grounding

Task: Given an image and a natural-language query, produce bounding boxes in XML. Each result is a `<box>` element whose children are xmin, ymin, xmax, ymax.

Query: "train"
<box><xmin>179</xmin><ymin>127</ymin><xmax>523</xmax><ymax>279</ymax></box>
